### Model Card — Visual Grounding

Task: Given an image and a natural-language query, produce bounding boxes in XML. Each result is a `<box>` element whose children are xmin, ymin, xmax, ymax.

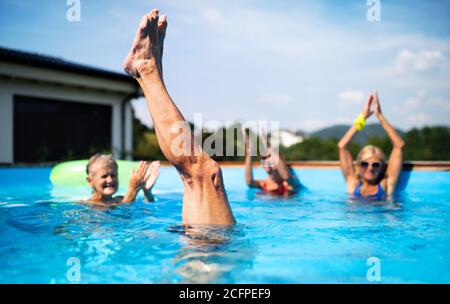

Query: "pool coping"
<box><xmin>218</xmin><ymin>161</ymin><xmax>450</xmax><ymax>171</ymax></box>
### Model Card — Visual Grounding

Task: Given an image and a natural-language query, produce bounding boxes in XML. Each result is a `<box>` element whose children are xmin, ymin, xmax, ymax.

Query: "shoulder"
<box><xmin>346</xmin><ymin>175</ymin><xmax>359</xmax><ymax>193</ymax></box>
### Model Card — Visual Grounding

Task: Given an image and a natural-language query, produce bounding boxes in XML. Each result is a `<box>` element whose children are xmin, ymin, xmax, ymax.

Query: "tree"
<box><xmin>132</xmin><ymin>114</ymin><xmax>164</xmax><ymax>160</ymax></box>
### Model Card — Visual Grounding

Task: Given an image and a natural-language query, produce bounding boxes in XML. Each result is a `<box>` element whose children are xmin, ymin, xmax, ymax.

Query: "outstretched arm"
<box><xmin>373</xmin><ymin>93</ymin><xmax>405</xmax><ymax>194</ymax></box>
<box><xmin>338</xmin><ymin>127</ymin><xmax>358</xmax><ymax>181</ymax></box>
<box><xmin>338</xmin><ymin>94</ymin><xmax>374</xmax><ymax>189</ymax></box>
<box><xmin>243</xmin><ymin>129</ymin><xmax>262</xmax><ymax>189</ymax></box>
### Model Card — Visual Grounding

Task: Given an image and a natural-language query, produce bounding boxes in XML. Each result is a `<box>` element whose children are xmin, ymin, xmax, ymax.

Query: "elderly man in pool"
<box><xmin>122</xmin><ymin>9</ymin><xmax>236</xmax><ymax>226</ymax></box>
<box><xmin>84</xmin><ymin>154</ymin><xmax>160</xmax><ymax>207</ymax></box>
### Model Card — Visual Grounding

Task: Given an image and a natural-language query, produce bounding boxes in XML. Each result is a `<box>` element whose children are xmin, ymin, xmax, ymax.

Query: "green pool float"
<box><xmin>50</xmin><ymin>160</ymin><xmax>139</xmax><ymax>187</ymax></box>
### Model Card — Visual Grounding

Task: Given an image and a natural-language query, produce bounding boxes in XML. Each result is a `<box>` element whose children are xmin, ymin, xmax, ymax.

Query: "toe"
<box><xmin>158</xmin><ymin>15</ymin><xmax>167</xmax><ymax>26</ymax></box>
<box><xmin>158</xmin><ymin>15</ymin><xmax>168</xmax><ymax>38</ymax></box>
<box><xmin>150</xmin><ymin>8</ymin><xmax>159</xmax><ymax>19</ymax></box>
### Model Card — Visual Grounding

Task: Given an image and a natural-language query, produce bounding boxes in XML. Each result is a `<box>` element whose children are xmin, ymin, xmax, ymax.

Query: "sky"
<box><xmin>1</xmin><ymin>0</ymin><xmax>449</xmax><ymax>132</ymax></box>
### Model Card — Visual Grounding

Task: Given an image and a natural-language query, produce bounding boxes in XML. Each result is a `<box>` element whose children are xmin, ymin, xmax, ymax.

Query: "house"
<box><xmin>270</xmin><ymin>129</ymin><xmax>304</xmax><ymax>148</ymax></box>
<box><xmin>0</xmin><ymin>47</ymin><xmax>142</xmax><ymax>164</ymax></box>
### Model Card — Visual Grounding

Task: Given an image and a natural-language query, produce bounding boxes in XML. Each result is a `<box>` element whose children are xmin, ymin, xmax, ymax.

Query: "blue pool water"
<box><xmin>0</xmin><ymin>167</ymin><xmax>449</xmax><ymax>283</ymax></box>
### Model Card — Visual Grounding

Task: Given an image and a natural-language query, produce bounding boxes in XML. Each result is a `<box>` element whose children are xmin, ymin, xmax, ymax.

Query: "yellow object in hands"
<box><xmin>354</xmin><ymin>113</ymin><xmax>366</xmax><ymax>131</ymax></box>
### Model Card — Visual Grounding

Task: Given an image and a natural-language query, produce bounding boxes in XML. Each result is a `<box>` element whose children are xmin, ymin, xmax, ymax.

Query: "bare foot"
<box><xmin>123</xmin><ymin>9</ymin><xmax>160</xmax><ymax>78</ymax></box>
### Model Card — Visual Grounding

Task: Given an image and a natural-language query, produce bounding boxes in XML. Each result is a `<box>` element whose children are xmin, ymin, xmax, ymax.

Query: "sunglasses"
<box><xmin>360</xmin><ymin>161</ymin><xmax>382</xmax><ymax>169</ymax></box>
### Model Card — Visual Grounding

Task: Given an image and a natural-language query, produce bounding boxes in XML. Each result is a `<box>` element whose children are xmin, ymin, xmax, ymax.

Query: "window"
<box><xmin>14</xmin><ymin>95</ymin><xmax>112</xmax><ymax>162</ymax></box>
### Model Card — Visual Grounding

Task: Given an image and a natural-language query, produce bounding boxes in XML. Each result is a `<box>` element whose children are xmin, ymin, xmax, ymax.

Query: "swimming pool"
<box><xmin>0</xmin><ymin>166</ymin><xmax>449</xmax><ymax>283</ymax></box>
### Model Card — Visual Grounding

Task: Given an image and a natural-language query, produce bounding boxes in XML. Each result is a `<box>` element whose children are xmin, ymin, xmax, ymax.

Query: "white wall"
<box><xmin>125</xmin><ymin>102</ymin><xmax>134</xmax><ymax>160</ymax></box>
<box><xmin>0</xmin><ymin>90</ymin><xmax>13</xmax><ymax>163</ymax></box>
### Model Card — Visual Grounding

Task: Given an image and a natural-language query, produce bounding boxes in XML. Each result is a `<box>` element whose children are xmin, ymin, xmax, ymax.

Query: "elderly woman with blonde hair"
<box><xmin>338</xmin><ymin>93</ymin><xmax>405</xmax><ymax>201</ymax></box>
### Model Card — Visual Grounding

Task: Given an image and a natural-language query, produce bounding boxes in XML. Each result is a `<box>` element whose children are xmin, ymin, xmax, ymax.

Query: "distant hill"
<box><xmin>310</xmin><ymin>124</ymin><xmax>405</xmax><ymax>144</ymax></box>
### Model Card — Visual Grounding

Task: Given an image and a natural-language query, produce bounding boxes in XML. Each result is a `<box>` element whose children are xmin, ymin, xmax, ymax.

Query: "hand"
<box><xmin>143</xmin><ymin>161</ymin><xmax>160</xmax><ymax>192</ymax></box>
<box><xmin>363</xmin><ymin>94</ymin><xmax>374</xmax><ymax>119</ymax></box>
<box><xmin>129</xmin><ymin>161</ymin><xmax>151</xmax><ymax>192</ymax></box>
<box><xmin>373</xmin><ymin>92</ymin><xmax>383</xmax><ymax>118</ymax></box>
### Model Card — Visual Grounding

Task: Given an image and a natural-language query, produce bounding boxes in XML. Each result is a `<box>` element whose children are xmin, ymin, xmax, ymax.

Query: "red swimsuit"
<box><xmin>260</xmin><ymin>181</ymin><xmax>290</xmax><ymax>196</ymax></box>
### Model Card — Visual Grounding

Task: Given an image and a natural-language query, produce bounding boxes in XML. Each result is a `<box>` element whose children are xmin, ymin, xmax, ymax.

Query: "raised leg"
<box><xmin>123</xmin><ymin>9</ymin><xmax>235</xmax><ymax>225</ymax></box>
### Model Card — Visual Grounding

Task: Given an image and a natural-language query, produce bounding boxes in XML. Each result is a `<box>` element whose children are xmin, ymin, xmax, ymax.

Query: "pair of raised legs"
<box><xmin>123</xmin><ymin>9</ymin><xmax>235</xmax><ymax>226</ymax></box>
